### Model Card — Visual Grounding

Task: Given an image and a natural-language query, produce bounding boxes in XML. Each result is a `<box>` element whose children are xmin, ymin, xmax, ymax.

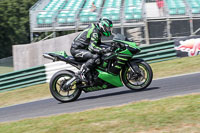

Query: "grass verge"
<box><xmin>0</xmin><ymin>94</ymin><xmax>199</xmax><ymax>133</ymax></box>
<box><xmin>0</xmin><ymin>83</ymin><xmax>50</xmax><ymax>107</ymax></box>
<box><xmin>151</xmin><ymin>55</ymin><xmax>200</xmax><ymax>79</ymax></box>
<box><xmin>1</xmin><ymin>55</ymin><xmax>200</xmax><ymax>107</ymax></box>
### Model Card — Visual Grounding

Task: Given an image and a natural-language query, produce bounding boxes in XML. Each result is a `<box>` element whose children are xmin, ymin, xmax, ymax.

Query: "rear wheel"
<box><xmin>49</xmin><ymin>70</ymin><xmax>82</xmax><ymax>102</ymax></box>
<box><xmin>121</xmin><ymin>61</ymin><xmax>153</xmax><ymax>91</ymax></box>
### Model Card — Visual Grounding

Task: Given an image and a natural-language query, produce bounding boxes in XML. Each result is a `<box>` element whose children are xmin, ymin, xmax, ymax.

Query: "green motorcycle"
<box><xmin>43</xmin><ymin>34</ymin><xmax>153</xmax><ymax>102</ymax></box>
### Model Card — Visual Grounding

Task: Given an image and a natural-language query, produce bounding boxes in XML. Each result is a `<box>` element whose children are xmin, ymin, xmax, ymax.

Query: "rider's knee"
<box><xmin>93</xmin><ymin>54</ymin><xmax>101</xmax><ymax>65</ymax></box>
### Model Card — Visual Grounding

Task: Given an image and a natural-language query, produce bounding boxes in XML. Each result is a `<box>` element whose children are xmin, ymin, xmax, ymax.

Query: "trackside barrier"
<box><xmin>0</xmin><ymin>41</ymin><xmax>176</xmax><ymax>92</ymax></box>
<box><xmin>135</xmin><ymin>40</ymin><xmax>177</xmax><ymax>63</ymax></box>
<box><xmin>0</xmin><ymin>66</ymin><xmax>46</xmax><ymax>92</ymax></box>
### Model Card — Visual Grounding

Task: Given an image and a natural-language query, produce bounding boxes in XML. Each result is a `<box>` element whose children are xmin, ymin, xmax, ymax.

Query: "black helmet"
<box><xmin>98</xmin><ymin>17</ymin><xmax>113</xmax><ymax>37</ymax></box>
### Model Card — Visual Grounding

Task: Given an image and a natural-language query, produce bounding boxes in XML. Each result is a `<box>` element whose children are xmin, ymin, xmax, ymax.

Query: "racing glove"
<box><xmin>101</xmin><ymin>47</ymin><xmax>112</xmax><ymax>54</ymax></box>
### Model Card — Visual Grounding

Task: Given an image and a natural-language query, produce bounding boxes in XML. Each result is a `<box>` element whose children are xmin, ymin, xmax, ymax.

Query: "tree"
<box><xmin>0</xmin><ymin>0</ymin><xmax>37</xmax><ymax>58</ymax></box>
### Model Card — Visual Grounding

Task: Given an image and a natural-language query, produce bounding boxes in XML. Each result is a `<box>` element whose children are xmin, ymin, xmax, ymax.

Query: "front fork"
<box><xmin>127</xmin><ymin>62</ymin><xmax>142</xmax><ymax>76</ymax></box>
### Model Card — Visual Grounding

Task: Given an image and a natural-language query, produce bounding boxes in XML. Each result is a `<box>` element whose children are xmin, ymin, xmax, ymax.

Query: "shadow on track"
<box><xmin>57</xmin><ymin>87</ymin><xmax>160</xmax><ymax>104</ymax></box>
<box><xmin>76</xmin><ymin>87</ymin><xmax>160</xmax><ymax>102</ymax></box>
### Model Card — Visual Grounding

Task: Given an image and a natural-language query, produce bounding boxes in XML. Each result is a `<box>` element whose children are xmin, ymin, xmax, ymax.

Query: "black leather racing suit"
<box><xmin>70</xmin><ymin>23</ymin><xmax>103</xmax><ymax>72</ymax></box>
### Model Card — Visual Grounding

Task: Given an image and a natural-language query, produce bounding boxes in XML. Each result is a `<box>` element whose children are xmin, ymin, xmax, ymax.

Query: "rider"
<box><xmin>70</xmin><ymin>17</ymin><xmax>113</xmax><ymax>84</ymax></box>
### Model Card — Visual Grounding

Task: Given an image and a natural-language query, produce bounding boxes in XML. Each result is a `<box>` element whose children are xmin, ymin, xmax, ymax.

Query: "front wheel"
<box><xmin>121</xmin><ymin>61</ymin><xmax>153</xmax><ymax>91</ymax></box>
<box><xmin>49</xmin><ymin>70</ymin><xmax>82</xmax><ymax>102</ymax></box>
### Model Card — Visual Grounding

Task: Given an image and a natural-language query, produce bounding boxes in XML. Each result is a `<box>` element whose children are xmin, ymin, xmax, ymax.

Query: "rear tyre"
<box><xmin>49</xmin><ymin>70</ymin><xmax>82</xmax><ymax>102</ymax></box>
<box><xmin>121</xmin><ymin>61</ymin><xmax>153</xmax><ymax>91</ymax></box>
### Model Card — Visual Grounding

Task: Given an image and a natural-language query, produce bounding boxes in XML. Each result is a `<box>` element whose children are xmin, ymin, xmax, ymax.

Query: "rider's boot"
<box><xmin>87</xmin><ymin>71</ymin><xmax>94</xmax><ymax>86</ymax></box>
<box><xmin>76</xmin><ymin>64</ymin><xmax>90</xmax><ymax>84</ymax></box>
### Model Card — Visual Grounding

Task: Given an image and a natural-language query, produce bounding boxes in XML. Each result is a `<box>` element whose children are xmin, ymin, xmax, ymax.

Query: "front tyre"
<box><xmin>49</xmin><ymin>70</ymin><xmax>82</xmax><ymax>102</ymax></box>
<box><xmin>121</xmin><ymin>61</ymin><xmax>153</xmax><ymax>91</ymax></box>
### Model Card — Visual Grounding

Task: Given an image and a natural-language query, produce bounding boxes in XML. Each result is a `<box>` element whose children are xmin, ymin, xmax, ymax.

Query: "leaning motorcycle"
<box><xmin>43</xmin><ymin>34</ymin><xmax>153</xmax><ymax>102</ymax></box>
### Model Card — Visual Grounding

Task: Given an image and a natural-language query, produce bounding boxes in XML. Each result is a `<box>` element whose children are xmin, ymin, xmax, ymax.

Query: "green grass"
<box><xmin>0</xmin><ymin>94</ymin><xmax>199</xmax><ymax>133</ymax></box>
<box><xmin>1</xmin><ymin>55</ymin><xmax>200</xmax><ymax>107</ymax></box>
<box><xmin>0</xmin><ymin>83</ymin><xmax>50</xmax><ymax>107</ymax></box>
<box><xmin>150</xmin><ymin>55</ymin><xmax>200</xmax><ymax>79</ymax></box>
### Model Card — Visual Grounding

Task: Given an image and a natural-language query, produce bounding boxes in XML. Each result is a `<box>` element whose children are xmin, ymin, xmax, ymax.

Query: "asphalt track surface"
<box><xmin>0</xmin><ymin>72</ymin><xmax>200</xmax><ymax>122</ymax></box>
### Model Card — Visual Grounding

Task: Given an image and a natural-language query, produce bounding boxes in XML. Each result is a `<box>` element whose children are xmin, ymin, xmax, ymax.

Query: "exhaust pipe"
<box><xmin>43</xmin><ymin>53</ymin><xmax>55</xmax><ymax>60</ymax></box>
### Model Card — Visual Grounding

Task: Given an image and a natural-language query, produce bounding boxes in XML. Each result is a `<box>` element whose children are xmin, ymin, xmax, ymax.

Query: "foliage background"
<box><xmin>0</xmin><ymin>0</ymin><xmax>37</xmax><ymax>58</ymax></box>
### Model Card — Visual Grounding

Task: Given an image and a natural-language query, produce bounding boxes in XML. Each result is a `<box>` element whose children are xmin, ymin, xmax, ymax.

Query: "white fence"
<box><xmin>44</xmin><ymin>61</ymin><xmax>78</xmax><ymax>82</ymax></box>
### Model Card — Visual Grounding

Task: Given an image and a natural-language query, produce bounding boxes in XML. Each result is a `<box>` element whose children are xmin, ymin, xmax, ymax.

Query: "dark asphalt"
<box><xmin>0</xmin><ymin>72</ymin><xmax>200</xmax><ymax>122</ymax></box>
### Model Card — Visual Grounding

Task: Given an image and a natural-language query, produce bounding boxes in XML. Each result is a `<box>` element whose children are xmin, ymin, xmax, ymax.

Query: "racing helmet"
<box><xmin>98</xmin><ymin>18</ymin><xmax>113</xmax><ymax>37</ymax></box>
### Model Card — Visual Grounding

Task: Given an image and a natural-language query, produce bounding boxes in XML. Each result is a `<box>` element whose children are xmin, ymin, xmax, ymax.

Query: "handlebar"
<box><xmin>111</xmin><ymin>41</ymin><xmax>126</xmax><ymax>50</ymax></box>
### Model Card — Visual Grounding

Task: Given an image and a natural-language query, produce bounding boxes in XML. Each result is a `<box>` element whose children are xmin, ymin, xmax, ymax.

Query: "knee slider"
<box><xmin>95</xmin><ymin>58</ymin><xmax>101</xmax><ymax>65</ymax></box>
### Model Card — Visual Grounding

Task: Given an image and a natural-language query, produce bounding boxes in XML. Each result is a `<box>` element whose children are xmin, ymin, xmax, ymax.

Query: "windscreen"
<box><xmin>113</xmin><ymin>33</ymin><xmax>126</xmax><ymax>41</ymax></box>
